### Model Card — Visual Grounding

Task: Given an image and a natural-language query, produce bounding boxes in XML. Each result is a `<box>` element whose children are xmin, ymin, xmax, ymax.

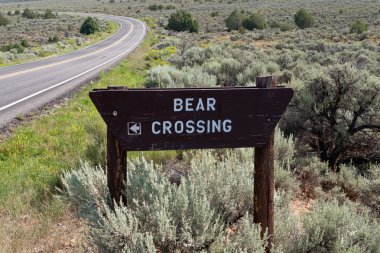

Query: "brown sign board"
<box><xmin>89</xmin><ymin>87</ymin><xmax>293</xmax><ymax>151</ymax></box>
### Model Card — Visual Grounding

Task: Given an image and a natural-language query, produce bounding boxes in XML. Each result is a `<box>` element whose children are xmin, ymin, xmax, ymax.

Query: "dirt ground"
<box><xmin>32</xmin><ymin>210</ymin><xmax>93</xmax><ymax>253</ymax></box>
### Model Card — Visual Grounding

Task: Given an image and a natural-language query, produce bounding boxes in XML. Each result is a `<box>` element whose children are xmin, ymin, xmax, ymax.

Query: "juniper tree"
<box><xmin>80</xmin><ymin>17</ymin><xmax>100</xmax><ymax>35</ymax></box>
<box><xmin>242</xmin><ymin>12</ymin><xmax>267</xmax><ymax>30</ymax></box>
<box><xmin>166</xmin><ymin>10</ymin><xmax>199</xmax><ymax>33</ymax></box>
<box><xmin>224</xmin><ymin>9</ymin><xmax>244</xmax><ymax>31</ymax></box>
<box><xmin>282</xmin><ymin>64</ymin><xmax>380</xmax><ymax>171</ymax></box>
<box><xmin>0</xmin><ymin>12</ymin><xmax>10</xmax><ymax>26</ymax></box>
<box><xmin>294</xmin><ymin>9</ymin><xmax>314</xmax><ymax>29</ymax></box>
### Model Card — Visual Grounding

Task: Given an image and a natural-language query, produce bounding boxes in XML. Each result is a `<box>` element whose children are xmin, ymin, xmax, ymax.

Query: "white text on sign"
<box><xmin>152</xmin><ymin>97</ymin><xmax>232</xmax><ymax>135</ymax></box>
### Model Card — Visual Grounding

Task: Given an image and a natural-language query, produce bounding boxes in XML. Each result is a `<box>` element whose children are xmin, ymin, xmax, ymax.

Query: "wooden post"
<box><xmin>107</xmin><ymin>86</ymin><xmax>127</xmax><ymax>205</ymax></box>
<box><xmin>254</xmin><ymin>76</ymin><xmax>275</xmax><ymax>252</ymax></box>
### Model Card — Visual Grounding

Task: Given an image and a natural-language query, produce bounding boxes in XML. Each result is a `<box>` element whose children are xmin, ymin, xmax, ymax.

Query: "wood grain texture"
<box><xmin>90</xmin><ymin>86</ymin><xmax>293</xmax><ymax>151</ymax></box>
<box><xmin>107</xmin><ymin>129</ymin><xmax>127</xmax><ymax>204</ymax></box>
<box><xmin>254</xmin><ymin>76</ymin><xmax>275</xmax><ymax>252</ymax></box>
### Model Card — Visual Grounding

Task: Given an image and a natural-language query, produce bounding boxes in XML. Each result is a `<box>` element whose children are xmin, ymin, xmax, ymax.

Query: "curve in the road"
<box><xmin>0</xmin><ymin>14</ymin><xmax>146</xmax><ymax>127</ymax></box>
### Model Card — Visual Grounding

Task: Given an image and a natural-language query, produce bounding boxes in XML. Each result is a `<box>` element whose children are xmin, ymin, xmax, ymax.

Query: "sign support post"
<box><xmin>107</xmin><ymin>129</ymin><xmax>127</xmax><ymax>205</ymax></box>
<box><xmin>106</xmin><ymin>86</ymin><xmax>127</xmax><ymax>205</ymax></box>
<box><xmin>254</xmin><ymin>76</ymin><xmax>275</xmax><ymax>252</ymax></box>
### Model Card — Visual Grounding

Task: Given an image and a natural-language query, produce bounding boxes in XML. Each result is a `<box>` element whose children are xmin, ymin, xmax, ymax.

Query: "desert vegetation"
<box><xmin>0</xmin><ymin>11</ymin><xmax>117</xmax><ymax>66</ymax></box>
<box><xmin>0</xmin><ymin>0</ymin><xmax>379</xmax><ymax>251</ymax></box>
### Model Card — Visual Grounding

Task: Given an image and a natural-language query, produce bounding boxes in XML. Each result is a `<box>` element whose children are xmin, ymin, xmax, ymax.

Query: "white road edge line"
<box><xmin>0</xmin><ymin>19</ymin><xmax>146</xmax><ymax>112</ymax></box>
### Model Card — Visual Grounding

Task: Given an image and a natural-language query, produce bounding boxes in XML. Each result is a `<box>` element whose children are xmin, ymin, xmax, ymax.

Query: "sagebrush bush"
<box><xmin>62</xmin><ymin>157</ymin><xmax>225</xmax><ymax>252</ymax></box>
<box><xmin>60</xmin><ymin>162</ymin><xmax>109</xmax><ymax>223</ymax></box>
<box><xmin>274</xmin><ymin>162</ymin><xmax>299</xmax><ymax>197</ymax></box>
<box><xmin>145</xmin><ymin>65</ymin><xmax>216</xmax><ymax>88</ymax></box>
<box><xmin>322</xmin><ymin>165</ymin><xmax>365</xmax><ymax>200</ymax></box>
<box><xmin>295</xmin><ymin>156</ymin><xmax>328</xmax><ymax>198</ymax></box>
<box><xmin>93</xmin><ymin>204</ymin><xmax>156</xmax><ymax>253</ymax></box>
<box><xmin>274</xmin><ymin>129</ymin><xmax>295</xmax><ymax>169</ymax></box>
<box><xmin>125</xmin><ymin>158</ymin><xmax>224</xmax><ymax>251</ymax></box>
<box><xmin>185</xmin><ymin>149</ymin><xmax>254</xmax><ymax>224</ymax></box>
<box><xmin>237</xmin><ymin>64</ymin><xmax>266</xmax><ymax>86</ymax></box>
<box><xmin>360</xmin><ymin>165</ymin><xmax>380</xmax><ymax>216</ymax></box>
<box><xmin>211</xmin><ymin>214</ymin><xmax>268</xmax><ymax>253</ymax></box>
<box><xmin>290</xmin><ymin>198</ymin><xmax>380</xmax><ymax>253</ymax></box>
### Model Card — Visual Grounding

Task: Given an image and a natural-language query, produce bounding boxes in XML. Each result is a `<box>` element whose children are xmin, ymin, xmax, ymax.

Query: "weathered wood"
<box><xmin>89</xmin><ymin>87</ymin><xmax>293</xmax><ymax>151</ymax></box>
<box><xmin>254</xmin><ymin>76</ymin><xmax>275</xmax><ymax>252</ymax></box>
<box><xmin>106</xmin><ymin>86</ymin><xmax>127</xmax><ymax>205</ymax></box>
<box><xmin>107</xmin><ymin>129</ymin><xmax>127</xmax><ymax>204</ymax></box>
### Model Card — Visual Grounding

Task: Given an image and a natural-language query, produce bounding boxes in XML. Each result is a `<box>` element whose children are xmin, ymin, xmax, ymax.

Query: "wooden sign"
<box><xmin>90</xmin><ymin>77</ymin><xmax>293</xmax><ymax>253</ymax></box>
<box><xmin>89</xmin><ymin>87</ymin><xmax>293</xmax><ymax>151</ymax></box>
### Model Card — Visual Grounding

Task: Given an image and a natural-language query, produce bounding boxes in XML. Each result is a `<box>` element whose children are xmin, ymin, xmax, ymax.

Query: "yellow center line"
<box><xmin>0</xmin><ymin>19</ymin><xmax>134</xmax><ymax>80</ymax></box>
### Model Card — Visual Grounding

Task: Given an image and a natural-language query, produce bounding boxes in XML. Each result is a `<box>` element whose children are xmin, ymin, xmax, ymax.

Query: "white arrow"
<box><xmin>128</xmin><ymin>122</ymin><xmax>141</xmax><ymax>135</ymax></box>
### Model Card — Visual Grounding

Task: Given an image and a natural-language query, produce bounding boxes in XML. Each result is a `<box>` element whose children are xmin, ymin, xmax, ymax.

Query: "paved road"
<box><xmin>0</xmin><ymin>15</ymin><xmax>146</xmax><ymax>127</ymax></box>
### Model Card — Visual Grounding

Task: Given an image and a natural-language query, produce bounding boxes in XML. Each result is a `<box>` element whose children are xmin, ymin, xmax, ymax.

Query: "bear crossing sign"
<box><xmin>90</xmin><ymin>76</ymin><xmax>293</xmax><ymax>253</ymax></box>
<box><xmin>89</xmin><ymin>86</ymin><xmax>293</xmax><ymax>151</ymax></box>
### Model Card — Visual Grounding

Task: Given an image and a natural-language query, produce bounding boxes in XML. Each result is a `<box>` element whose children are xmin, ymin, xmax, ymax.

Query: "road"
<box><xmin>0</xmin><ymin>14</ymin><xmax>146</xmax><ymax>127</ymax></box>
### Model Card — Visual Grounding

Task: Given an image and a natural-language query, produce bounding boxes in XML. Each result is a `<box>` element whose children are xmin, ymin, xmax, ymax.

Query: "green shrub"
<box><xmin>210</xmin><ymin>11</ymin><xmax>219</xmax><ymax>17</ymax></box>
<box><xmin>0</xmin><ymin>12</ymin><xmax>10</xmax><ymax>26</ymax></box>
<box><xmin>80</xmin><ymin>16</ymin><xmax>100</xmax><ymax>35</ymax></box>
<box><xmin>242</xmin><ymin>12</ymin><xmax>267</xmax><ymax>30</ymax></box>
<box><xmin>271</xmin><ymin>21</ymin><xmax>292</xmax><ymax>32</ymax></box>
<box><xmin>48</xmin><ymin>35</ymin><xmax>59</xmax><ymax>43</ymax></box>
<box><xmin>7</xmin><ymin>11</ymin><xmax>12</xmax><ymax>16</ymax></box>
<box><xmin>44</xmin><ymin>9</ymin><xmax>56</xmax><ymax>19</ymax></box>
<box><xmin>22</xmin><ymin>8</ymin><xmax>38</xmax><ymax>19</ymax></box>
<box><xmin>15</xmin><ymin>10</ymin><xmax>20</xmax><ymax>15</ymax></box>
<box><xmin>148</xmin><ymin>4</ymin><xmax>163</xmax><ymax>11</ymax></box>
<box><xmin>294</xmin><ymin>9</ymin><xmax>315</xmax><ymax>29</ymax></box>
<box><xmin>224</xmin><ymin>9</ymin><xmax>244</xmax><ymax>31</ymax></box>
<box><xmin>21</xmin><ymin>39</ymin><xmax>30</xmax><ymax>48</ymax></box>
<box><xmin>166</xmin><ymin>10</ymin><xmax>199</xmax><ymax>33</ymax></box>
<box><xmin>166</xmin><ymin>5</ymin><xmax>175</xmax><ymax>10</ymax></box>
<box><xmin>0</xmin><ymin>43</ymin><xmax>24</xmax><ymax>53</ymax></box>
<box><xmin>350</xmin><ymin>20</ymin><xmax>368</xmax><ymax>34</ymax></box>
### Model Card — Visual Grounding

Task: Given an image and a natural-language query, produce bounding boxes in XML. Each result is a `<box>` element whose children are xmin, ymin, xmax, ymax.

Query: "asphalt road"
<box><xmin>0</xmin><ymin>15</ymin><xmax>146</xmax><ymax>128</ymax></box>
